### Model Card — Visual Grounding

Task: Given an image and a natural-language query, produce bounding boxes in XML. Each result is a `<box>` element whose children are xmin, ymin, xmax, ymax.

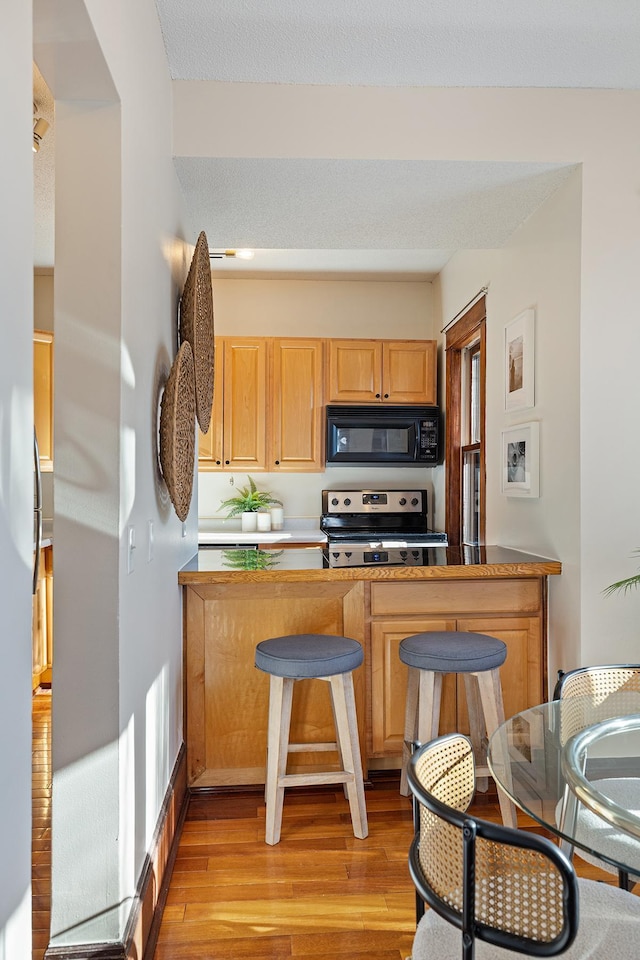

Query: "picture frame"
<box><xmin>504</xmin><ymin>308</ymin><xmax>535</xmax><ymax>411</ymax></box>
<box><xmin>501</xmin><ymin>421</ymin><xmax>540</xmax><ymax>498</ymax></box>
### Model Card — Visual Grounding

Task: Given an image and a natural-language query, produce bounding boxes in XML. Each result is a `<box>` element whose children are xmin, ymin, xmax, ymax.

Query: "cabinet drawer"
<box><xmin>370</xmin><ymin>579</ymin><xmax>541</xmax><ymax>617</ymax></box>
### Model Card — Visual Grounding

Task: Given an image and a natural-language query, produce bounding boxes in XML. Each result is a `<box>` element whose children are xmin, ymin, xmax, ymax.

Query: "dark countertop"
<box><xmin>179</xmin><ymin>544</ymin><xmax>561</xmax><ymax>584</ymax></box>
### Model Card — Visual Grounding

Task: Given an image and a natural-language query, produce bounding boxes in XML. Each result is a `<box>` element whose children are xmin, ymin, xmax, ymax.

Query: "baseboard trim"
<box><xmin>44</xmin><ymin>742</ymin><xmax>188</xmax><ymax>960</ymax></box>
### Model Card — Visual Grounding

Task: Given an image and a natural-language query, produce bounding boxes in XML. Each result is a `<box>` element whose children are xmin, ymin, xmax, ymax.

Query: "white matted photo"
<box><xmin>501</xmin><ymin>422</ymin><xmax>540</xmax><ymax>498</ymax></box>
<box><xmin>505</xmin><ymin>308</ymin><xmax>535</xmax><ymax>411</ymax></box>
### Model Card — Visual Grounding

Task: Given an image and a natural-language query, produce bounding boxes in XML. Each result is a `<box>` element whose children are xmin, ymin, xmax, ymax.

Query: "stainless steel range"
<box><xmin>320</xmin><ymin>489</ymin><xmax>448</xmax><ymax>567</ymax></box>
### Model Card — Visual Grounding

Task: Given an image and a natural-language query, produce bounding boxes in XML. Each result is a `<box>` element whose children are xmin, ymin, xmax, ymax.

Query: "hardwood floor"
<box><xmin>31</xmin><ymin>691</ymin><xmax>636</xmax><ymax>960</ymax></box>
<box><xmin>32</xmin><ymin>689</ymin><xmax>52</xmax><ymax>960</ymax></box>
<box><xmin>151</xmin><ymin>774</ymin><xmax>637</xmax><ymax>960</ymax></box>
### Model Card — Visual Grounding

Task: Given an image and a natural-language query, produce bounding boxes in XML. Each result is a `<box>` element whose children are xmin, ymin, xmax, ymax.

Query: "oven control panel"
<box><xmin>321</xmin><ymin>489</ymin><xmax>427</xmax><ymax>515</ymax></box>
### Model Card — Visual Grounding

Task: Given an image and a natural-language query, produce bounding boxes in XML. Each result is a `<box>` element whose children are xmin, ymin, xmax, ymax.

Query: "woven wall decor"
<box><xmin>179</xmin><ymin>230</ymin><xmax>214</xmax><ymax>434</ymax></box>
<box><xmin>159</xmin><ymin>341</ymin><xmax>196</xmax><ymax>522</ymax></box>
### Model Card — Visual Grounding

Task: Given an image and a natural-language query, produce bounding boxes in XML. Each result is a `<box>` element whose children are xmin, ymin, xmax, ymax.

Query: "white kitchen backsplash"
<box><xmin>198</xmin><ymin>468</ymin><xmax>438</xmax><ymax>525</ymax></box>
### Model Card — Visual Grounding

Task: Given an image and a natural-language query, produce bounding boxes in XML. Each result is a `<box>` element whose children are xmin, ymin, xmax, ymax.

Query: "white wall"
<box><xmin>33</xmin><ymin>0</ymin><xmax>195</xmax><ymax>947</ymax></box>
<box><xmin>436</xmin><ymin>171</ymin><xmax>582</xmax><ymax>690</ymax></box>
<box><xmin>0</xmin><ymin>5</ymin><xmax>36</xmax><ymax>956</ymax></box>
<box><xmin>34</xmin><ymin>270</ymin><xmax>54</xmax><ymax>332</ymax></box>
<box><xmin>199</xmin><ymin>278</ymin><xmax>442</xmax><ymax>523</ymax></box>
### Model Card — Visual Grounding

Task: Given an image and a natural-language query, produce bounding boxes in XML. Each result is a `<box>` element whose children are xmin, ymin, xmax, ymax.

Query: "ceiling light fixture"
<box><xmin>33</xmin><ymin>103</ymin><xmax>49</xmax><ymax>153</ymax></box>
<box><xmin>209</xmin><ymin>248</ymin><xmax>255</xmax><ymax>260</ymax></box>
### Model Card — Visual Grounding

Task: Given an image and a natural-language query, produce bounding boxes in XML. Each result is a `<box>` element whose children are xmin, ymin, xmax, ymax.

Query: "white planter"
<box><xmin>257</xmin><ymin>511</ymin><xmax>272</xmax><ymax>532</ymax></box>
<box><xmin>241</xmin><ymin>511</ymin><xmax>258</xmax><ymax>532</ymax></box>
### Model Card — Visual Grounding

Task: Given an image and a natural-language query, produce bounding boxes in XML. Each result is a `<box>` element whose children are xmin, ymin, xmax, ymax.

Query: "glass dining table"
<box><xmin>487</xmin><ymin>692</ymin><xmax>640</xmax><ymax>877</ymax></box>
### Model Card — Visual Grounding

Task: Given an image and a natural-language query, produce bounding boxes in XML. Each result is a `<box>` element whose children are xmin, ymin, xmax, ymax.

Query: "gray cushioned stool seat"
<box><xmin>255</xmin><ymin>634</ymin><xmax>364</xmax><ymax>678</ymax></box>
<box><xmin>399</xmin><ymin>631</ymin><xmax>507</xmax><ymax>674</ymax></box>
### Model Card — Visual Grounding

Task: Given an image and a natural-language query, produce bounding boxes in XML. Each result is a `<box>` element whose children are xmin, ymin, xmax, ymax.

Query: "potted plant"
<box><xmin>604</xmin><ymin>550</ymin><xmax>640</xmax><ymax>596</ymax></box>
<box><xmin>219</xmin><ymin>476</ymin><xmax>283</xmax><ymax>532</ymax></box>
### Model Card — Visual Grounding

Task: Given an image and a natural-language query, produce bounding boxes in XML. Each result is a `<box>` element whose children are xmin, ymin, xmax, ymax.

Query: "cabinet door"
<box><xmin>327</xmin><ymin>339</ymin><xmax>383</xmax><ymax>402</ymax></box>
<box><xmin>198</xmin><ymin>338</ymin><xmax>224</xmax><ymax>469</ymax></box>
<box><xmin>34</xmin><ymin>331</ymin><xmax>53</xmax><ymax>471</ymax></box>
<box><xmin>455</xmin><ymin>616</ymin><xmax>544</xmax><ymax>731</ymax></box>
<box><xmin>222</xmin><ymin>338</ymin><xmax>268</xmax><ymax>471</ymax></box>
<box><xmin>271</xmin><ymin>339</ymin><xmax>324</xmax><ymax>471</ymax></box>
<box><xmin>383</xmin><ymin>340</ymin><xmax>437</xmax><ymax>404</ymax></box>
<box><xmin>184</xmin><ymin>581</ymin><xmax>365</xmax><ymax>787</ymax></box>
<box><xmin>370</xmin><ymin>618</ymin><xmax>457</xmax><ymax>756</ymax></box>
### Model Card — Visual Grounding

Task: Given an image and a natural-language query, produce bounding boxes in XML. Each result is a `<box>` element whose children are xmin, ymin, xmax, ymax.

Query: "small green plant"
<box><xmin>218</xmin><ymin>476</ymin><xmax>282</xmax><ymax>517</ymax></box>
<box><xmin>222</xmin><ymin>549</ymin><xmax>283</xmax><ymax>570</ymax></box>
<box><xmin>604</xmin><ymin>549</ymin><xmax>640</xmax><ymax>596</ymax></box>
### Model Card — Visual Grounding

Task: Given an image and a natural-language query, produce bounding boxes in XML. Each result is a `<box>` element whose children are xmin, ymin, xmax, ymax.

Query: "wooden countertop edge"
<box><xmin>179</xmin><ymin>559</ymin><xmax>562</xmax><ymax>585</ymax></box>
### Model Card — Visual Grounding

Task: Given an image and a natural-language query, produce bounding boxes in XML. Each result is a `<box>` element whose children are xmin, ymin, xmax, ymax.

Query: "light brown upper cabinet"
<box><xmin>199</xmin><ymin>337</ymin><xmax>325</xmax><ymax>472</ymax></box>
<box><xmin>327</xmin><ymin>338</ymin><xmax>437</xmax><ymax>404</ymax></box>
<box><xmin>271</xmin><ymin>339</ymin><xmax>324</xmax><ymax>471</ymax></box>
<box><xmin>199</xmin><ymin>338</ymin><xmax>268</xmax><ymax>471</ymax></box>
<box><xmin>34</xmin><ymin>330</ymin><xmax>53</xmax><ymax>471</ymax></box>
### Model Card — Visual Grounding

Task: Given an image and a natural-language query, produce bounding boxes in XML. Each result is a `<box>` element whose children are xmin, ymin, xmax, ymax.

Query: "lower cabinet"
<box><xmin>32</xmin><ymin>544</ymin><xmax>53</xmax><ymax>690</ymax></box>
<box><xmin>183</xmin><ymin>580</ymin><xmax>365</xmax><ymax>787</ymax></box>
<box><xmin>182</xmin><ymin>575</ymin><xmax>547</xmax><ymax>787</ymax></box>
<box><xmin>368</xmin><ymin>580</ymin><xmax>544</xmax><ymax>763</ymax></box>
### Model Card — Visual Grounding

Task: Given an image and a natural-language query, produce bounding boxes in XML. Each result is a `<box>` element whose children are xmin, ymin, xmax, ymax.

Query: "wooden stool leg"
<box><xmin>463</xmin><ymin>673</ymin><xmax>488</xmax><ymax>792</ymax></box>
<box><xmin>400</xmin><ymin>666</ymin><xmax>420</xmax><ymax>797</ymax></box>
<box><xmin>330</xmin><ymin>673</ymin><xmax>368</xmax><ymax>839</ymax></box>
<box><xmin>417</xmin><ymin>669</ymin><xmax>442</xmax><ymax>743</ymax></box>
<box><xmin>401</xmin><ymin>669</ymin><xmax>442</xmax><ymax>796</ymax></box>
<box><xmin>265</xmin><ymin>675</ymin><xmax>294</xmax><ymax>845</ymax></box>
<box><xmin>475</xmin><ymin>668</ymin><xmax>518</xmax><ymax>829</ymax></box>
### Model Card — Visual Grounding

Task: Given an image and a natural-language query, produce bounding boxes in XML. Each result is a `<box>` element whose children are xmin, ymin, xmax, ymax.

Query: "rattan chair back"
<box><xmin>556</xmin><ymin>664</ymin><xmax>640</xmax><ymax>743</ymax></box>
<box><xmin>408</xmin><ymin>734</ymin><xmax>579</xmax><ymax>959</ymax></box>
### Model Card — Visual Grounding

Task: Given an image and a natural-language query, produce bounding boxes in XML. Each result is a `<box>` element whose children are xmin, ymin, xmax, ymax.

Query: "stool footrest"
<box><xmin>287</xmin><ymin>741</ymin><xmax>338</xmax><ymax>754</ymax></box>
<box><xmin>280</xmin><ymin>771</ymin><xmax>354</xmax><ymax>788</ymax></box>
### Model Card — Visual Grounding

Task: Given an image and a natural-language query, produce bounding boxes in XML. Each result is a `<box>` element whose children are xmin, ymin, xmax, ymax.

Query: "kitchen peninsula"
<box><xmin>179</xmin><ymin>545</ymin><xmax>561</xmax><ymax>789</ymax></box>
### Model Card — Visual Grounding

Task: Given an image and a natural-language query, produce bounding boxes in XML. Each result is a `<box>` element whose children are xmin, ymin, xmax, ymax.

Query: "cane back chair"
<box><xmin>407</xmin><ymin>733</ymin><xmax>640</xmax><ymax>959</ymax></box>
<box><xmin>555</xmin><ymin>664</ymin><xmax>640</xmax><ymax>890</ymax></box>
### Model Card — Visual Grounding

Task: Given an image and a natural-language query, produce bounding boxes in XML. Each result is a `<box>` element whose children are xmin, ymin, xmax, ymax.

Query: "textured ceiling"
<box><xmin>34</xmin><ymin>2</ymin><xmax>640</xmax><ymax>274</ymax></box>
<box><xmin>175</xmin><ymin>158</ymin><xmax>575</xmax><ymax>278</ymax></box>
<box><xmin>154</xmin><ymin>0</ymin><xmax>640</xmax><ymax>88</ymax></box>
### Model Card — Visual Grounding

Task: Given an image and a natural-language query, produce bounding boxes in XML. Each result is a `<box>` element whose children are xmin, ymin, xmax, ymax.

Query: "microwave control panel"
<box><xmin>419</xmin><ymin>416</ymin><xmax>440</xmax><ymax>458</ymax></box>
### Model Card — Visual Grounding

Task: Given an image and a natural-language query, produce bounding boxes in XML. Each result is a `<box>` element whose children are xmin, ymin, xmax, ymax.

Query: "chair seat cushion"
<box><xmin>410</xmin><ymin>878</ymin><xmax>640</xmax><ymax>958</ymax></box>
<box><xmin>399</xmin><ymin>631</ymin><xmax>507</xmax><ymax>673</ymax></box>
<box><xmin>255</xmin><ymin>634</ymin><xmax>363</xmax><ymax>678</ymax></box>
<box><xmin>555</xmin><ymin>777</ymin><xmax>640</xmax><ymax>881</ymax></box>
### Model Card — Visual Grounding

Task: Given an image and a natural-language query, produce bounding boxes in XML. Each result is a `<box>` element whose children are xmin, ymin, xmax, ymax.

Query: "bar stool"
<box><xmin>398</xmin><ymin>630</ymin><xmax>517</xmax><ymax>827</ymax></box>
<box><xmin>255</xmin><ymin>633</ymin><xmax>368</xmax><ymax>845</ymax></box>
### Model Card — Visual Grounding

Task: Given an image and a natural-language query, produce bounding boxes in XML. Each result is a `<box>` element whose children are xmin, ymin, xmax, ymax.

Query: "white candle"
<box><xmin>257</xmin><ymin>511</ymin><xmax>271</xmax><ymax>532</ymax></box>
<box><xmin>270</xmin><ymin>507</ymin><xmax>284</xmax><ymax>530</ymax></box>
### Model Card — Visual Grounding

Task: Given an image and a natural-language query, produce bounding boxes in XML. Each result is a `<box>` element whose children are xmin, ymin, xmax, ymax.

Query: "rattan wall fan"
<box><xmin>179</xmin><ymin>230</ymin><xmax>214</xmax><ymax>433</ymax></box>
<box><xmin>159</xmin><ymin>341</ymin><xmax>196</xmax><ymax>522</ymax></box>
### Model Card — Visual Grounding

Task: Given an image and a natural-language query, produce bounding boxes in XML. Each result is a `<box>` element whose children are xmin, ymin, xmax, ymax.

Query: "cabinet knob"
<box><xmin>274</xmin><ymin>460</ymin><xmax>280</xmax><ymax>465</ymax></box>
<box><xmin>225</xmin><ymin>460</ymin><xmax>230</xmax><ymax>465</ymax></box>
<box><xmin>216</xmin><ymin>460</ymin><xmax>221</xmax><ymax>465</ymax></box>
<box><xmin>384</xmin><ymin>393</ymin><xmax>389</xmax><ymax>399</ymax></box>
<box><xmin>375</xmin><ymin>393</ymin><xmax>381</xmax><ymax>398</ymax></box>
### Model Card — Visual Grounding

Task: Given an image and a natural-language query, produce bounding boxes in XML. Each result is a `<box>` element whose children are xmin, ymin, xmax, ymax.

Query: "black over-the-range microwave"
<box><xmin>325</xmin><ymin>404</ymin><xmax>442</xmax><ymax>467</ymax></box>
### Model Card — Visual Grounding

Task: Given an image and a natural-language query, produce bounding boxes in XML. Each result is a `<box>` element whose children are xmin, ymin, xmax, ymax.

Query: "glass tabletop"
<box><xmin>487</xmin><ymin>694</ymin><xmax>640</xmax><ymax>875</ymax></box>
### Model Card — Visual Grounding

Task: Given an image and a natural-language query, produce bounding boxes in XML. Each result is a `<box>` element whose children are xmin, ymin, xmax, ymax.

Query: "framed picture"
<box><xmin>505</xmin><ymin>308</ymin><xmax>535</xmax><ymax>411</ymax></box>
<box><xmin>501</xmin><ymin>421</ymin><xmax>540</xmax><ymax>498</ymax></box>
